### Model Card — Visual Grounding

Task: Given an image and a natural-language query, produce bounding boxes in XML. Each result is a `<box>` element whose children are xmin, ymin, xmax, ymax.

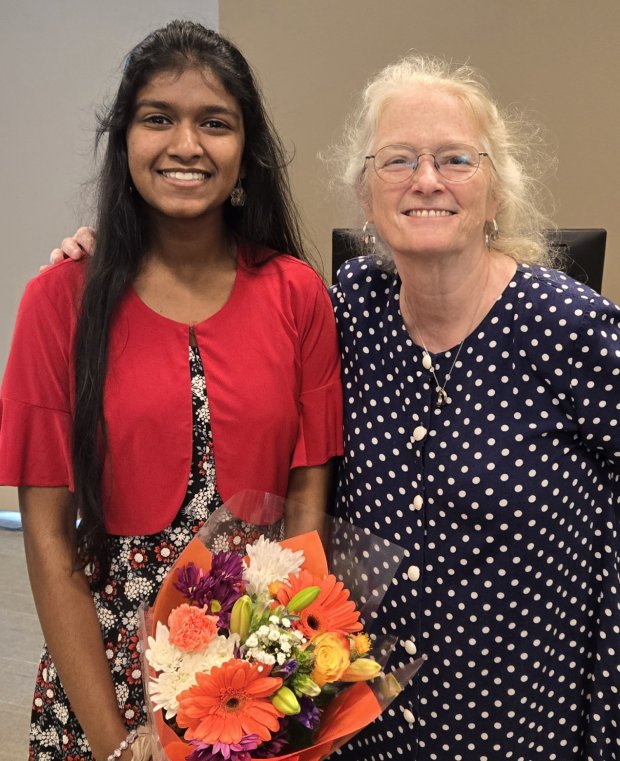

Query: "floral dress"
<box><xmin>28</xmin><ymin>346</ymin><xmax>222</xmax><ymax>760</ymax></box>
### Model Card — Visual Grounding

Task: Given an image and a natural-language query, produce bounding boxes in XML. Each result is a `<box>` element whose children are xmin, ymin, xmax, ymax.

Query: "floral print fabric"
<box><xmin>28</xmin><ymin>346</ymin><xmax>221</xmax><ymax>760</ymax></box>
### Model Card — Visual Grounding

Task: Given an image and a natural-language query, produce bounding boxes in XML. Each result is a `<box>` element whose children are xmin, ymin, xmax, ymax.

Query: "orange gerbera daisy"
<box><xmin>277</xmin><ymin>570</ymin><xmax>363</xmax><ymax>638</ymax></box>
<box><xmin>176</xmin><ymin>660</ymin><xmax>283</xmax><ymax>745</ymax></box>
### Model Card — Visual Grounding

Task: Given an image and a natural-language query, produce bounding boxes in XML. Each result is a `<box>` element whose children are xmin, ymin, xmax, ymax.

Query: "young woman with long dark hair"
<box><xmin>0</xmin><ymin>21</ymin><xmax>342</xmax><ymax>760</ymax></box>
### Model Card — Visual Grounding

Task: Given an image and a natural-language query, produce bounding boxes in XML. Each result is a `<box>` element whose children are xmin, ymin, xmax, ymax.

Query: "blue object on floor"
<box><xmin>0</xmin><ymin>511</ymin><xmax>22</xmax><ymax>530</ymax></box>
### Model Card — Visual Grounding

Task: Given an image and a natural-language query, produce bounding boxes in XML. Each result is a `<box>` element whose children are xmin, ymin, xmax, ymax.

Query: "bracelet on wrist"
<box><xmin>107</xmin><ymin>729</ymin><xmax>138</xmax><ymax>761</ymax></box>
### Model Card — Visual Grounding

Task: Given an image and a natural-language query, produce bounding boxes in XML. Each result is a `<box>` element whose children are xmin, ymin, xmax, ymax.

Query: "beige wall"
<box><xmin>2</xmin><ymin>3</ymin><xmax>618</xmax><ymax>510</ymax></box>
<box><xmin>220</xmin><ymin>0</ymin><xmax>620</xmax><ymax>301</ymax></box>
<box><xmin>0</xmin><ymin>2</ymin><xmax>219</xmax><ymax>513</ymax></box>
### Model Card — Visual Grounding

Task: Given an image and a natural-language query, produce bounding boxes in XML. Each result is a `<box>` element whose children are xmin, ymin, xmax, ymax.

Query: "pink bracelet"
<box><xmin>107</xmin><ymin>729</ymin><xmax>138</xmax><ymax>760</ymax></box>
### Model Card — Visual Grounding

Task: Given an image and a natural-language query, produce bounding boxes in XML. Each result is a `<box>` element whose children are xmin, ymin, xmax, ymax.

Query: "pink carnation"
<box><xmin>168</xmin><ymin>604</ymin><xmax>219</xmax><ymax>652</ymax></box>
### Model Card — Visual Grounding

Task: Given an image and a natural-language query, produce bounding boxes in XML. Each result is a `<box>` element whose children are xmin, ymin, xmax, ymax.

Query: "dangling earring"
<box><xmin>484</xmin><ymin>218</ymin><xmax>499</xmax><ymax>250</ymax></box>
<box><xmin>230</xmin><ymin>178</ymin><xmax>246</xmax><ymax>207</ymax></box>
<box><xmin>362</xmin><ymin>221</ymin><xmax>376</xmax><ymax>256</ymax></box>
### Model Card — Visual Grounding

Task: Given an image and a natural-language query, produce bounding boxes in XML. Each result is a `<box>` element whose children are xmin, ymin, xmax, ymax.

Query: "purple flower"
<box><xmin>251</xmin><ymin>721</ymin><xmax>290</xmax><ymax>758</ymax></box>
<box><xmin>173</xmin><ymin>554</ymin><xmax>246</xmax><ymax>627</ymax></box>
<box><xmin>273</xmin><ymin>659</ymin><xmax>298</xmax><ymax>679</ymax></box>
<box><xmin>211</xmin><ymin>551</ymin><xmax>244</xmax><ymax>582</ymax></box>
<box><xmin>295</xmin><ymin>697</ymin><xmax>321</xmax><ymax>731</ymax></box>
<box><xmin>174</xmin><ymin>562</ymin><xmax>204</xmax><ymax>600</ymax></box>
<box><xmin>187</xmin><ymin>735</ymin><xmax>260</xmax><ymax>761</ymax></box>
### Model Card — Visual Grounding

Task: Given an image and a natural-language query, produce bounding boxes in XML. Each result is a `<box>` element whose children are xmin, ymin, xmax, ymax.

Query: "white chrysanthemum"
<box><xmin>192</xmin><ymin>633</ymin><xmax>238</xmax><ymax>673</ymax></box>
<box><xmin>146</xmin><ymin>629</ymin><xmax>239</xmax><ymax>719</ymax></box>
<box><xmin>145</xmin><ymin>621</ymin><xmax>185</xmax><ymax>672</ymax></box>
<box><xmin>148</xmin><ymin>668</ymin><xmax>198</xmax><ymax>719</ymax></box>
<box><xmin>243</xmin><ymin>536</ymin><xmax>305</xmax><ymax>595</ymax></box>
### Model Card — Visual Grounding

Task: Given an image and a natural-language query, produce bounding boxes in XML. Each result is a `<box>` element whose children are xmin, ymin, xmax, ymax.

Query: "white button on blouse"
<box><xmin>407</xmin><ymin>564</ymin><xmax>421</xmax><ymax>582</ymax></box>
<box><xmin>412</xmin><ymin>425</ymin><xmax>427</xmax><ymax>441</ymax></box>
<box><xmin>402</xmin><ymin>708</ymin><xmax>416</xmax><ymax>725</ymax></box>
<box><xmin>404</xmin><ymin>639</ymin><xmax>417</xmax><ymax>655</ymax></box>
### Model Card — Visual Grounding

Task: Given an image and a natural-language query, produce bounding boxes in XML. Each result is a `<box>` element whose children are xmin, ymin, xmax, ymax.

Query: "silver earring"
<box><xmin>362</xmin><ymin>221</ymin><xmax>376</xmax><ymax>256</ymax></box>
<box><xmin>484</xmin><ymin>218</ymin><xmax>499</xmax><ymax>250</ymax></box>
<box><xmin>230</xmin><ymin>178</ymin><xmax>246</xmax><ymax>207</ymax></box>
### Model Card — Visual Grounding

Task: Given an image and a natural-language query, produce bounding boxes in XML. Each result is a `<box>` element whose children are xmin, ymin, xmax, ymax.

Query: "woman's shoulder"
<box><xmin>517</xmin><ymin>263</ymin><xmax>619</xmax><ymax>318</ymax></box>
<box><xmin>330</xmin><ymin>255</ymin><xmax>396</xmax><ymax>305</ymax></box>
<box><xmin>20</xmin><ymin>258</ymin><xmax>86</xmax><ymax>316</ymax></box>
<box><xmin>238</xmin><ymin>246</ymin><xmax>329</xmax><ymax>301</ymax></box>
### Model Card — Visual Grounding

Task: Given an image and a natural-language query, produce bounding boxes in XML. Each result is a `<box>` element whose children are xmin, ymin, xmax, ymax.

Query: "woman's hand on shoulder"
<box><xmin>43</xmin><ymin>226</ymin><xmax>96</xmax><ymax>271</ymax></box>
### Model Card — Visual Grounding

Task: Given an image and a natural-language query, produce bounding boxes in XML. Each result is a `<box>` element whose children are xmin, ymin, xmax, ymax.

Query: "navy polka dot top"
<box><xmin>330</xmin><ymin>256</ymin><xmax>620</xmax><ymax>761</ymax></box>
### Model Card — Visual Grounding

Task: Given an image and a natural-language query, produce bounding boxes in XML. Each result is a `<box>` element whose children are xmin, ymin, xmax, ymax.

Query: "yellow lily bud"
<box><xmin>292</xmin><ymin>673</ymin><xmax>321</xmax><ymax>697</ymax></box>
<box><xmin>229</xmin><ymin>595</ymin><xmax>252</xmax><ymax>642</ymax></box>
<box><xmin>287</xmin><ymin>585</ymin><xmax>321</xmax><ymax>613</ymax></box>
<box><xmin>341</xmin><ymin>658</ymin><xmax>382</xmax><ymax>682</ymax></box>
<box><xmin>271</xmin><ymin>686</ymin><xmax>301</xmax><ymax>715</ymax></box>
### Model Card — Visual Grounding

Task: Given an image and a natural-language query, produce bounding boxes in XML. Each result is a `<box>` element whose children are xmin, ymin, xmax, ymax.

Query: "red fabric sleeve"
<box><xmin>290</xmin><ymin>273</ymin><xmax>343</xmax><ymax>469</ymax></box>
<box><xmin>0</xmin><ymin>262</ymin><xmax>79</xmax><ymax>488</ymax></box>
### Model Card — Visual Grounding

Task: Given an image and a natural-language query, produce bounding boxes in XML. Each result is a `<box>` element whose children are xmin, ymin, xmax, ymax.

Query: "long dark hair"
<box><xmin>73</xmin><ymin>20</ymin><xmax>306</xmax><ymax>578</ymax></box>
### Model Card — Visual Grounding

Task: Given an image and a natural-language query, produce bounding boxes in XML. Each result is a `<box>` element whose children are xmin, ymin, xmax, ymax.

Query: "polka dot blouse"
<box><xmin>330</xmin><ymin>256</ymin><xmax>620</xmax><ymax>761</ymax></box>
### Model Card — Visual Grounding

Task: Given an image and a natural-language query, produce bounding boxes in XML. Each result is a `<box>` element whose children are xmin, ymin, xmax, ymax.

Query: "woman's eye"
<box><xmin>144</xmin><ymin>114</ymin><xmax>171</xmax><ymax>126</ymax></box>
<box><xmin>202</xmin><ymin>119</ymin><xmax>230</xmax><ymax>130</ymax></box>
<box><xmin>444</xmin><ymin>152</ymin><xmax>474</xmax><ymax>166</ymax></box>
<box><xmin>384</xmin><ymin>156</ymin><xmax>410</xmax><ymax>167</ymax></box>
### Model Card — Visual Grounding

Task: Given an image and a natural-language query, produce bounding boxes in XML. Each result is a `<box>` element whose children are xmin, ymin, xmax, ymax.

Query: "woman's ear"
<box><xmin>356</xmin><ymin>176</ymin><xmax>373</xmax><ymax>222</ymax></box>
<box><xmin>485</xmin><ymin>192</ymin><xmax>498</xmax><ymax>224</ymax></box>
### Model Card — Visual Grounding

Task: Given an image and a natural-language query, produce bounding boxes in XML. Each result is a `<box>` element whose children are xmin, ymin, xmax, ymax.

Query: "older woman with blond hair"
<box><xmin>331</xmin><ymin>55</ymin><xmax>620</xmax><ymax>759</ymax></box>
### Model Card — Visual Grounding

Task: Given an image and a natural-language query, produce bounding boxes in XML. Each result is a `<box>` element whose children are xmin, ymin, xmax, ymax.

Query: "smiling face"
<box><xmin>363</xmin><ymin>85</ymin><xmax>497</xmax><ymax>262</ymax></box>
<box><xmin>126</xmin><ymin>67</ymin><xmax>244</xmax><ymax>228</ymax></box>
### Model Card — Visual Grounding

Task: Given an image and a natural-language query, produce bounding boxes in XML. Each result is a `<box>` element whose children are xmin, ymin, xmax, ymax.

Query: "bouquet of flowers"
<box><xmin>140</xmin><ymin>491</ymin><xmax>424</xmax><ymax>761</ymax></box>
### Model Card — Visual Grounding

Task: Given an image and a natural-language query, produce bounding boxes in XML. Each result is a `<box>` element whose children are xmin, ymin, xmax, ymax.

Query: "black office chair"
<box><xmin>332</xmin><ymin>228</ymin><xmax>607</xmax><ymax>293</ymax></box>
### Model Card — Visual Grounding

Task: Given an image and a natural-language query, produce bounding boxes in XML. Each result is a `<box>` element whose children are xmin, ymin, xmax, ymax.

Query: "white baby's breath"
<box><xmin>243</xmin><ymin>536</ymin><xmax>304</xmax><ymax>595</ymax></box>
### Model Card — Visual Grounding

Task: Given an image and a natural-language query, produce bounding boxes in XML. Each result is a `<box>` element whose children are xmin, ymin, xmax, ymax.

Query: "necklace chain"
<box><xmin>401</xmin><ymin>273</ymin><xmax>489</xmax><ymax>409</ymax></box>
<box><xmin>407</xmin><ymin>310</ymin><xmax>467</xmax><ymax>408</ymax></box>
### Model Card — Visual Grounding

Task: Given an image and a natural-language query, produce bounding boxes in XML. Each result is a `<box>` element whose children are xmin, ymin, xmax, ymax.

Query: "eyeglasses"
<box><xmin>364</xmin><ymin>143</ymin><xmax>491</xmax><ymax>183</ymax></box>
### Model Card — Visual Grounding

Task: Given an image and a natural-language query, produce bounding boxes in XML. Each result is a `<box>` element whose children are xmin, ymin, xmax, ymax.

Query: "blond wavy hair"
<box><xmin>336</xmin><ymin>54</ymin><xmax>556</xmax><ymax>266</ymax></box>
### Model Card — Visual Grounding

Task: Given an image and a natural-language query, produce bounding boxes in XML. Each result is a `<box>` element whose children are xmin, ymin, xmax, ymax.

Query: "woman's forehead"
<box><xmin>374</xmin><ymin>86</ymin><xmax>482</xmax><ymax>146</ymax></box>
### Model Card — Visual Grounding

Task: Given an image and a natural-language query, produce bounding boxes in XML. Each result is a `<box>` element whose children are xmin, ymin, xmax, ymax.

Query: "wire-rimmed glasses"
<box><xmin>365</xmin><ymin>143</ymin><xmax>491</xmax><ymax>183</ymax></box>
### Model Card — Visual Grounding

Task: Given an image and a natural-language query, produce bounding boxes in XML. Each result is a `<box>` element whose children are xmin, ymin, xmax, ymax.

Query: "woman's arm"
<box><xmin>285</xmin><ymin>461</ymin><xmax>334</xmax><ymax>538</ymax></box>
<box><xmin>19</xmin><ymin>486</ymin><xmax>133</xmax><ymax>761</ymax></box>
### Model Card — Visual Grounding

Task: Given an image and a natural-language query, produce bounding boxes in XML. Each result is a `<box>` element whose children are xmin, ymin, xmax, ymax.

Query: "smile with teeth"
<box><xmin>403</xmin><ymin>209</ymin><xmax>455</xmax><ymax>217</ymax></box>
<box><xmin>159</xmin><ymin>170</ymin><xmax>211</xmax><ymax>181</ymax></box>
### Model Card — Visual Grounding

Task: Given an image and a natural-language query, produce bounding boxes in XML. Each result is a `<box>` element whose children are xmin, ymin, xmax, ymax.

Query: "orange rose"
<box><xmin>168</xmin><ymin>604</ymin><xmax>218</xmax><ymax>652</ymax></box>
<box><xmin>310</xmin><ymin>632</ymin><xmax>351</xmax><ymax>687</ymax></box>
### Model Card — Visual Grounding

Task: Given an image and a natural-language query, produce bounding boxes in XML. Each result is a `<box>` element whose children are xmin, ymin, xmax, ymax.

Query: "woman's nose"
<box><xmin>168</xmin><ymin>123</ymin><xmax>204</xmax><ymax>160</ymax></box>
<box><xmin>410</xmin><ymin>154</ymin><xmax>443</xmax><ymax>190</ymax></box>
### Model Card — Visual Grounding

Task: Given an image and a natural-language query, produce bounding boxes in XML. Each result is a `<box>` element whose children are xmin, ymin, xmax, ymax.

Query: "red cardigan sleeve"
<box><xmin>0</xmin><ymin>261</ymin><xmax>81</xmax><ymax>488</ymax></box>
<box><xmin>290</xmin><ymin>268</ymin><xmax>343</xmax><ymax>469</ymax></box>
